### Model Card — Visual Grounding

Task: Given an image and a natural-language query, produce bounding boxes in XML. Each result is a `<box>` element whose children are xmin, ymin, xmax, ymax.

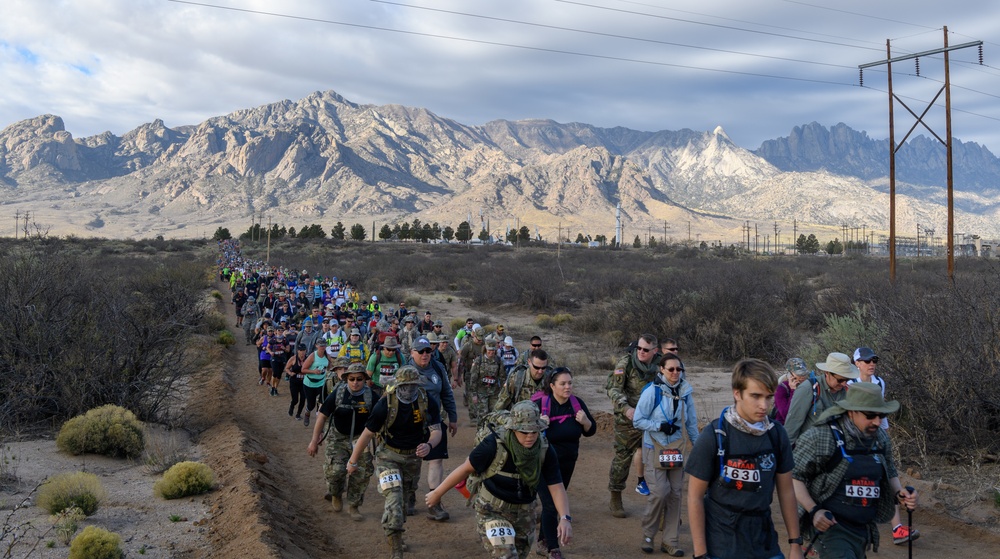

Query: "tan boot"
<box><xmin>349</xmin><ymin>505</ymin><xmax>364</xmax><ymax>521</ymax></box>
<box><xmin>331</xmin><ymin>494</ymin><xmax>343</xmax><ymax>512</ymax></box>
<box><xmin>609</xmin><ymin>491</ymin><xmax>626</xmax><ymax>518</ymax></box>
<box><xmin>387</xmin><ymin>533</ymin><xmax>404</xmax><ymax>559</ymax></box>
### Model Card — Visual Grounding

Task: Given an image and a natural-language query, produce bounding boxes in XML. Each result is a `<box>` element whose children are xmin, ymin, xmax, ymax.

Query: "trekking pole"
<box><xmin>803</xmin><ymin>511</ymin><xmax>833</xmax><ymax>557</ymax></box>
<box><xmin>905</xmin><ymin>486</ymin><xmax>915</xmax><ymax>559</ymax></box>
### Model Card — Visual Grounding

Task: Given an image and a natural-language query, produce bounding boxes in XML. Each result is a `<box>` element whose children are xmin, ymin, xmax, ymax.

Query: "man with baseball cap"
<box><xmin>793</xmin><ymin>382</ymin><xmax>918</xmax><ymax>557</ymax></box>
<box><xmin>784</xmin><ymin>352</ymin><xmax>859</xmax><ymax>446</ymax></box>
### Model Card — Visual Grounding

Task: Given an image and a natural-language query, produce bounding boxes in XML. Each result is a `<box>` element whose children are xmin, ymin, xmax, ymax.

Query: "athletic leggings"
<box><xmin>303</xmin><ymin>384</ymin><xmax>323</xmax><ymax>414</ymax></box>
<box><xmin>537</xmin><ymin>455</ymin><xmax>578</xmax><ymax>551</ymax></box>
<box><xmin>288</xmin><ymin>376</ymin><xmax>306</xmax><ymax>416</ymax></box>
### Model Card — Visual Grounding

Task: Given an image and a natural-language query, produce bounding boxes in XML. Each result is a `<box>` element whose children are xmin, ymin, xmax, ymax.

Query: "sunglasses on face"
<box><xmin>858</xmin><ymin>357</ymin><xmax>879</xmax><ymax>364</ymax></box>
<box><xmin>637</xmin><ymin>346</ymin><xmax>654</xmax><ymax>353</ymax></box>
<box><xmin>530</xmin><ymin>344</ymin><xmax>541</xmax><ymax>348</ymax></box>
<box><xmin>662</xmin><ymin>366</ymin><xmax>685</xmax><ymax>373</ymax></box>
<box><xmin>415</xmin><ymin>348</ymin><xmax>433</xmax><ymax>354</ymax></box>
<box><xmin>829</xmin><ymin>374</ymin><xmax>851</xmax><ymax>385</ymax></box>
<box><xmin>664</xmin><ymin>347</ymin><xmax>680</xmax><ymax>352</ymax></box>
<box><xmin>531</xmin><ymin>363</ymin><xmax>548</xmax><ymax>370</ymax></box>
<box><xmin>860</xmin><ymin>411</ymin><xmax>888</xmax><ymax>420</ymax></box>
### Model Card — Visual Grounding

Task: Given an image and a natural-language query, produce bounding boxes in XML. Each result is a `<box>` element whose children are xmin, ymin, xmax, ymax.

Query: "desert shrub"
<box><xmin>204</xmin><ymin>310</ymin><xmax>228</xmax><ymax>332</ymax></box>
<box><xmin>154</xmin><ymin>461</ymin><xmax>216</xmax><ymax>499</ymax></box>
<box><xmin>210</xmin><ymin>289</ymin><xmax>223</xmax><ymax>299</ymax></box>
<box><xmin>52</xmin><ymin>506</ymin><xmax>87</xmax><ymax>545</ymax></box>
<box><xmin>403</xmin><ymin>295</ymin><xmax>421</xmax><ymax>309</ymax></box>
<box><xmin>217</xmin><ymin>330</ymin><xmax>236</xmax><ymax>347</ymax></box>
<box><xmin>142</xmin><ymin>429</ymin><xmax>188</xmax><ymax>474</ymax></box>
<box><xmin>56</xmin><ymin>405</ymin><xmax>145</xmax><ymax>459</ymax></box>
<box><xmin>535</xmin><ymin>313</ymin><xmax>572</xmax><ymax>329</ymax></box>
<box><xmin>37</xmin><ymin>472</ymin><xmax>106</xmax><ymax>516</ymax></box>
<box><xmin>815</xmin><ymin>304</ymin><xmax>884</xmax><ymax>356</ymax></box>
<box><xmin>449</xmin><ymin>318</ymin><xmax>467</xmax><ymax>333</ymax></box>
<box><xmin>68</xmin><ymin>526</ymin><xmax>123</xmax><ymax>559</ymax></box>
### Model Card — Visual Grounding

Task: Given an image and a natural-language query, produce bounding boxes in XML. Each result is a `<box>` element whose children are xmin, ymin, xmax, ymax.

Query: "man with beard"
<box><xmin>784</xmin><ymin>352</ymin><xmax>859</xmax><ymax>446</ymax></box>
<box><xmin>793</xmin><ymin>383</ymin><xmax>918</xmax><ymax>558</ymax></box>
<box><xmin>346</xmin><ymin>366</ymin><xmax>441</xmax><ymax>559</ymax></box>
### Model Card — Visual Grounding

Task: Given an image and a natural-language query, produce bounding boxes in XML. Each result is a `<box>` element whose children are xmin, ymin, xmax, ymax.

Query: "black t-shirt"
<box><xmin>365</xmin><ymin>393</ymin><xmax>441</xmax><ymax>450</ymax></box>
<box><xmin>319</xmin><ymin>385</ymin><xmax>373</xmax><ymax>437</ymax></box>
<box><xmin>540</xmin><ymin>397</ymin><xmax>597</xmax><ymax>463</ymax></box>
<box><xmin>470</xmin><ymin>433</ymin><xmax>562</xmax><ymax>504</ymax></box>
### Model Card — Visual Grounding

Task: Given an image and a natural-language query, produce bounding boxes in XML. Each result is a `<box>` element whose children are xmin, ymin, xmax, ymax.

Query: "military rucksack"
<box><xmin>463</xmin><ymin>410</ymin><xmax>549</xmax><ymax>505</ymax></box>
<box><xmin>380</xmin><ymin>389</ymin><xmax>430</xmax><ymax>439</ymax></box>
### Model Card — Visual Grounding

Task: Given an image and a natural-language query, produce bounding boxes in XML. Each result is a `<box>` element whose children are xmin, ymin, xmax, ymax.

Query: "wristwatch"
<box><xmin>788</xmin><ymin>536</ymin><xmax>803</xmax><ymax>545</ymax></box>
<box><xmin>560</xmin><ymin>515</ymin><xmax>572</xmax><ymax>523</ymax></box>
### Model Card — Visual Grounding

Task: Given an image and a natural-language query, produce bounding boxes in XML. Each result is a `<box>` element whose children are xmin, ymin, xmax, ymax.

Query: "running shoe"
<box><xmin>636</xmin><ymin>479</ymin><xmax>650</xmax><ymax>496</ymax></box>
<box><xmin>295</xmin><ymin>414</ymin><xmax>302</xmax><ymax>421</ymax></box>
<box><xmin>892</xmin><ymin>524</ymin><xmax>920</xmax><ymax>545</ymax></box>
<box><xmin>641</xmin><ymin>536</ymin><xmax>653</xmax><ymax>554</ymax></box>
<box><xmin>258</xmin><ymin>377</ymin><xmax>265</xmax><ymax>386</ymax></box>
<box><xmin>303</xmin><ymin>413</ymin><xmax>310</xmax><ymax>427</ymax></box>
<box><xmin>548</xmin><ymin>550</ymin><xmax>563</xmax><ymax>559</ymax></box>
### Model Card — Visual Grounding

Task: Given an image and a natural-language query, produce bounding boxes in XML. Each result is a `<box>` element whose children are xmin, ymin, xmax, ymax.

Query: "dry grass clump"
<box><xmin>37</xmin><ymin>472</ymin><xmax>106</xmax><ymax>516</ymax></box>
<box><xmin>68</xmin><ymin>525</ymin><xmax>123</xmax><ymax>559</ymax></box>
<box><xmin>51</xmin><ymin>506</ymin><xmax>87</xmax><ymax>545</ymax></box>
<box><xmin>535</xmin><ymin>313</ymin><xmax>572</xmax><ymax>329</ymax></box>
<box><xmin>154</xmin><ymin>461</ymin><xmax>216</xmax><ymax>499</ymax></box>
<box><xmin>56</xmin><ymin>405</ymin><xmax>145</xmax><ymax>459</ymax></box>
<box><xmin>217</xmin><ymin>329</ymin><xmax>237</xmax><ymax>347</ymax></box>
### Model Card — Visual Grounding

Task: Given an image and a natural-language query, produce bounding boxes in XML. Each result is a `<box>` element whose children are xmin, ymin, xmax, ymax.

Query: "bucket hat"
<box><xmin>815</xmin><ymin>352</ymin><xmax>860</xmax><ymax>379</ymax></box>
<box><xmin>382</xmin><ymin>336</ymin><xmax>400</xmax><ymax>349</ymax></box>
<box><xmin>506</xmin><ymin>401</ymin><xmax>549</xmax><ymax>433</ymax></box>
<box><xmin>393</xmin><ymin>365</ymin><xmax>423</xmax><ymax>386</ymax></box>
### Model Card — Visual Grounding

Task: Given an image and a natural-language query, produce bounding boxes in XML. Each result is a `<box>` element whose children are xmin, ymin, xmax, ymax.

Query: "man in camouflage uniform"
<box><xmin>431</xmin><ymin>330</ymin><xmax>459</xmax><ymax>384</ymax></box>
<box><xmin>399</xmin><ymin>315</ymin><xmax>419</xmax><ymax>354</ymax></box>
<box><xmin>606</xmin><ymin>333</ymin><xmax>659</xmax><ymax>518</ymax></box>
<box><xmin>458</xmin><ymin>326</ymin><xmax>486</xmax><ymax>406</ymax></box>
<box><xmin>347</xmin><ymin>366</ymin><xmax>442</xmax><ymax>559</ymax></box>
<box><xmin>307</xmin><ymin>362</ymin><xmax>374</xmax><ymax>521</ymax></box>
<box><xmin>468</xmin><ymin>342</ymin><xmax>507</xmax><ymax>427</ymax></box>
<box><xmin>494</xmin><ymin>349</ymin><xmax>550</xmax><ymax>412</ymax></box>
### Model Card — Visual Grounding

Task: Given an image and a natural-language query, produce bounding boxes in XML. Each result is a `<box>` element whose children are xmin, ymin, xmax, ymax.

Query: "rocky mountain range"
<box><xmin>2</xmin><ymin>89</ymin><xmax>999</xmax><ymax>242</ymax></box>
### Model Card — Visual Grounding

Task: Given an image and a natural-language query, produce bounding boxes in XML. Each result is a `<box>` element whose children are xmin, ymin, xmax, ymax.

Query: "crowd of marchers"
<box><xmin>218</xmin><ymin>240</ymin><xmax>918</xmax><ymax>559</ymax></box>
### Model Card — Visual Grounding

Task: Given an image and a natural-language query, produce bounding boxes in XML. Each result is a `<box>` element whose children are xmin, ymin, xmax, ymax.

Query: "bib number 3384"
<box><xmin>378</xmin><ymin>469</ymin><xmax>403</xmax><ymax>491</ymax></box>
<box><xmin>484</xmin><ymin>520</ymin><xmax>516</xmax><ymax>546</ymax></box>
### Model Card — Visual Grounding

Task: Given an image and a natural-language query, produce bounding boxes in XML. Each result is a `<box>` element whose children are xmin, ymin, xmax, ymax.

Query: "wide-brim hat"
<box><xmin>506</xmin><ymin>401</ymin><xmax>549</xmax><ymax>433</ymax></box>
<box><xmin>816</xmin><ymin>382</ymin><xmax>900</xmax><ymax>423</ymax></box>
<box><xmin>350</xmin><ymin>328</ymin><xmax>361</xmax><ymax>336</ymax></box>
<box><xmin>343</xmin><ymin>362</ymin><xmax>369</xmax><ymax>379</ymax></box>
<box><xmin>424</xmin><ymin>333</ymin><xmax>439</xmax><ymax>343</ymax></box>
<box><xmin>815</xmin><ymin>352</ymin><xmax>860</xmax><ymax>379</ymax></box>
<box><xmin>382</xmin><ymin>336</ymin><xmax>400</xmax><ymax>349</ymax></box>
<box><xmin>393</xmin><ymin>365</ymin><xmax>423</xmax><ymax>386</ymax></box>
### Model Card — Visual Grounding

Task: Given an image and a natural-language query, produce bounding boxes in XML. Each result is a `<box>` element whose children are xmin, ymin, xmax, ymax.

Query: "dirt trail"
<box><xmin>203</xmin><ymin>283</ymin><xmax>1000</xmax><ymax>559</ymax></box>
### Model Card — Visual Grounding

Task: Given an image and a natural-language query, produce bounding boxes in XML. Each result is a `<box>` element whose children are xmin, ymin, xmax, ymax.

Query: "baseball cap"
<box><xmin>853</xmin><ymin>347</ymin><xmax>878</xmax><ymax>362</ymax></box>
<box><xmin>412</xmin><ymin>337</ymin><xmax>432</xmax><ymax>351</ymax></box>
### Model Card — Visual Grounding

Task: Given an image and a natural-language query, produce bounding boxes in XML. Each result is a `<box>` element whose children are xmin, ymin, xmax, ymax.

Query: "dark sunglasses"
<box><xmin>858</xmin><ymin>357</ymin><xmax>879</xmax><ymax>364</ymax></box>
<box><xmin>662</xmin><ymin>366</ymin><xmax>685</xmax><ymax>373</ymax></box>
<box><xmin>860</xmin><ymin>411</ymin><xmax>888</xmax><ymax>420</ymax></box>
<box><xmin>637</xmin><ymin>346</ymin><xmax>654</xmax><ymax>353</ymax></box>
<box><xmin>415</xmin><ymin>348</ymin><xmax>433</xmax><ymax>354</ymax></box>
<box><xmin>531</xmin><ymin>362</ymin><xmax>548</xmax><ymax>370</ymax></box>
<box><xmin>530</xmin><ymin>344</ymin><xmax>542</xmax><ymax>348</ymax></box>
<box><xmin>664</xmin><ymin>347</ymin><xmax>680</xmax><ymax>352</ymax></box>
<box><xmin>829</xmin><ymin>374</ymin><xmax>851</xmax><ymax>385</ymax></box>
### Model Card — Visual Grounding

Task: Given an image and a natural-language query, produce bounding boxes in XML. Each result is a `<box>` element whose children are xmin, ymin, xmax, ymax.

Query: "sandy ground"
<box><xmin>4</xmin><ymin>283</ymin><xmax>1000</xmax><ymax>558</ymax></box>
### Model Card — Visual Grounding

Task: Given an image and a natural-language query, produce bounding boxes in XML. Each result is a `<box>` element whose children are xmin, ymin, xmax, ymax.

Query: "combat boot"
<box><xmin>609</xmin><ymin>491</ymin><xmax>626</xmax><ymax>518</ymax></box>
<box><xmin>331</xmin><ymin>494</ymin><xmax>343</xmax><ymax>512</ymax></box>
<box><xmin>405</xmin><ymin>493</ymin><xmax>416</xmax><ymax>516</ymax></box>
<box><xmin>349</xmin><ymin>505</ymin><xmax>364</xmax><ymax>521</ymax></box>
<box><xmin>387</xmin><ymin>533</ymin><xmax>404</xmax><ymax>559</ymax></box>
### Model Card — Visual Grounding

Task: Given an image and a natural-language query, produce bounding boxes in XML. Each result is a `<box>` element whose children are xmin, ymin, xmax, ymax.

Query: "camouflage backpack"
<box><xmin>463</xmin><ymin>408</ymin><xmax>549</xmax><ymax>505</ymax></box>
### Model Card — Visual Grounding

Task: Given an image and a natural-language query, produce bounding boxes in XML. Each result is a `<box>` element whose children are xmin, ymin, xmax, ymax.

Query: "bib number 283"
<box><xmin>484</xmin><ymin>520</ymin><xmax>516</xmax><ymax>546</ymax></box>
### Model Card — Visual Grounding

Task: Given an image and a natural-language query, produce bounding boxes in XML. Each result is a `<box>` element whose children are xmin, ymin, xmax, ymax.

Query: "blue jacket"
<box><xmin>633</xmin><ymin>375</ymin><xmax>699</xmax><ymax>448</ymax></box>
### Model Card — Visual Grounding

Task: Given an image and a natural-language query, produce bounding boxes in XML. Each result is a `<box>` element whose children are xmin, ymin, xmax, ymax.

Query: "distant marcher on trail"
<box><xmin>300</xmin><ymin>338</ymin><xmax>331</xmax><ymax>428</ymax></box>
<box><xmin>346</xmin><ymin>366</ymin><xmax>442</xmax><ymax>559</ymax></box>
<box><xmin>685</xmin><ymin>359</ymin><xmax>803</xmax><ymax>559</ymax></box>
<box><xmin>632</xmin><ymin>353</ymin><xmax>698</xmax><ymax>556</ymax></box>
<box><xmin>308</xmin><ymin>362</ymin><xmax>374</xmax><ymax>521</ymax></box>
<box><xmin>286</xmin><ymin>343</ymin><xmax>309</xmax><ymax>420</ymax></box>
<box><xmin>606</xmin><ymin>333</ymin><xmax>659</xmax><ymax>518</ymax></box>
<box><xmin>495</xmin><ymin>349</ymin><xmax>550</xmax><ymax>412</ymax></box>
<box><xmin>533</xmin><ymin>367</ymin><xmax>596</xmax><ymax>559</ymax></box>
<box><xmin>784</xmin><ymin>352</ymin><xmax>859</xmax><ymax>446</ymax></box>
<box><xmin>241</xmin><ymin>296</ymin><xmax>259</xmax><ymax>344</ymax></box>
<box><xmin>774</xmin><ymin>358</ymin><xmax>810</xmax><ymax>425</ymax></box>
<box><xmin>792</xmin><ymin>382</ymin><xmax>918</xmax><ymax>558</ymax></box>
<box><xmin>468</xmin><ymin>341</ymin><xmax>507</xmax><ymax>427</ymax></box>
<box><xmin>426</xmin><ymin>401</ymin><xmax>573</xmax><ymax>559</ymax></box>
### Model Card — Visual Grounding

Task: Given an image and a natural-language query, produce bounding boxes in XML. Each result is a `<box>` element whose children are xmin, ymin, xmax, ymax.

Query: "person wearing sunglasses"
<box><xmin>495</xmin><ymin>349</ymin><xmax>550</xmax><ymax>412</ymax></box>
<box><xmin>793</xmin><ymin>382</ymin><xmax>918</xmax><ymax>559</ymax></box>
<box><xmin>847</xmin><ymin>347</ymin><xmax>919</xmax><ymax>546</ymax></box>
<box><xmin>784</xmin><ymin>352</ymin><xmax>859</xmax><ymax>446</ymax></box>
<box><xmin>606</xmin><ymin>333</ymin><xmax>660</xmax><ymax>518</ymax></box>
<box><xmin>633</xmin><ymin>353</ymin><xmax>699</xmax><ymax>556</ymax></box>
<box><xmin>406</xmin><ymin>337</ymin><xmax>458</xmax><ymax>522</ymax></box>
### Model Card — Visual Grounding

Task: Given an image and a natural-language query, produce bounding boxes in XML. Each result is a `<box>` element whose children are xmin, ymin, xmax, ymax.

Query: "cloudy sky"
<box><xmin>2</xmin><ymin>0</ymin><xmax>998</xmax><ymax>152</ymax></box>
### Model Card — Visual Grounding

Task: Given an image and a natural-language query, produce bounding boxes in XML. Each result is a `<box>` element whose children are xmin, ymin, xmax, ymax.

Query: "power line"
<box><xmin>167</xmin><ymin>0</ymin><xmax>858</xmax><ymax>86</ymax></box>
<box><xmin>778</xmin><ymin>0</ymin><xmax>937</xmax><ymax>30</ymax></box>
<box><xmin>373</xmin><ymin>0</ymin><xmax>856</xmax><ymax>69</ymax></box>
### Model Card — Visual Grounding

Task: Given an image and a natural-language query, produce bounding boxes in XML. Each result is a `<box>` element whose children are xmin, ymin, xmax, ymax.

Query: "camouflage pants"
<box><xmin>324</xmin><ymin>434</ymin><xmax>373</xmax><ymax>507</ymax></box>
<box><xmin>243</xmin><ymin>319</ymin><xmax>257</xmax><ymax>343</ymax></box>
<box><xmin>474</xmin><ymin>492</ymin><xmax>537</xmax><ymax>559</ymax></box>
<box><xmin>469</xmin><ymin>392</ymin><xmax>500</xmax><ymax>428</ymax></box>
<box><xmin>375</xmin><ymin>445</ymin><xmax>422</xmax><ymax>537</ymax></box>
<box><xmin>608</xmin><ymin>419</ymin><xmax>643</xmax><ymax>492</ymax></box>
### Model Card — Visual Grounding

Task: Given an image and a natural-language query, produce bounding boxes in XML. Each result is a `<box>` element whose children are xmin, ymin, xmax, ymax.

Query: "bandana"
<box><xmin>725</xmin><ymin>405</ymin><xmax>773</xmax><ymax>437</ymax></box>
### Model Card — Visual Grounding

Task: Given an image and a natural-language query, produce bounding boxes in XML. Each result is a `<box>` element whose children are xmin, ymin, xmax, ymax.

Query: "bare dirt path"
<box><xmin>205</xmin><ymin>283</ymin><xmax>1000</xmax><ymax>559</ymax></box>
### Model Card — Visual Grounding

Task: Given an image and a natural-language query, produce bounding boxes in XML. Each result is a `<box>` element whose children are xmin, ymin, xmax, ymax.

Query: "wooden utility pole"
<box><xmin>266</xmin><ymin>216</ymin><xmax>271</xmax><ymax>263</ymax></box>
<box><xmin>14</xmin><ymin>210</ymin><xmax>19</xmax><ymax>239</ymax></box>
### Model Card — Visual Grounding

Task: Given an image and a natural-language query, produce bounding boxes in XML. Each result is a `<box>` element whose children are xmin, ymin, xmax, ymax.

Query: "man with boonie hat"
<box><xmin>339</xmin><ymin>327</ymin><xmax>369</xmax><ymax>364</ymax></box>
<box><xmin>785</xmin><ymin>352</ymin><xmax>858</xmax><ymax>445</ymax></box>
<box><xmin>468</xmin><ymin>340</ymin><xmax>507</xmax><ymax>427</ymax></box>
<box><xmin>400</xmin><ymin>314</ymin><xmax>419</xmax><ymax>354</ymax></box>
<box><xmin>793</xmin><ymin>383</ymin><xmax>918</xmax><ymax>557</ymax></box>
<box><xmin>368</xmin><ymin>336</ymin><xmax>404</xmax><ymax>392</ymax></box>
<box><xmin>774</xmin><ymin>357</ymin><xmax>810</xmax><ymax>425</ymax></box>
<box><xmin>347</xmin><ymin>365</ymin><xmax>442</xmax><ymax>559</ymax></box>
<box><xmin>458</xmin><ymin>325</ymin><xmax>487</xmax><ymax>407</ymax></box>
<box><xmin>426</xmin><ymin>400</ymin><xmax>572</xmax><ymax>559</ymax></box>
<box><xmin>309</xmin><ymin>361</ymin><xmax>374</xmax><ymax>521</ymax></box>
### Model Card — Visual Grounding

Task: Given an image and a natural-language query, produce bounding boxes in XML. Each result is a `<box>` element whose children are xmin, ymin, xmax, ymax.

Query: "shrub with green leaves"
<box><xmin>37</xmin><ymin>472</ymin><xmax>106</xmax><ymax>516</ymax></box>
<box><xmin>217</xmin><ymin>329</ymin><xmax>236</xmax><ymax>347</ymax></box>
<box><xmin>56</xmin><ymin>404</ymin><xmax>145</xmax><ymax>459</ymax></box>
<box><xmin>68</xmin><ymin>526</ymin><xmax>123</xmax><ymax>559</ymax></box>
<box><xmin>154</xmin><ymin>461</ymin><xmax>215</xmax><ymax>499</ymax></box>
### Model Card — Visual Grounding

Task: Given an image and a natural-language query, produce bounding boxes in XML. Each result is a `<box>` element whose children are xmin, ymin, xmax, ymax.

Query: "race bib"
<box><xmin>657</xmin><ymin>448</ymin><xmax>683</xmax><ymax>468</ymax></box>
<box><xmin>380</xmin><ymin>364</ymin><xmax>396</xmax><ymax>376</ymax></box>
<box><xmin>845</xmin><ymin>478</ymin><xmax>880</xmax><ymax>506</ymax></box>
<box><xmin>722</xmin><ymin>457</ymin><xmax>762</xmax><ymax>492</ymax></box>
<box><xmin>482</xmin><ymin>376</ymin><xmax>497</xmax><ymax>385</ymax></box>
<box><xmin>378</xmin><ymin>469</ymin><xmax>403</xmax><ymax>491</ymax></box>
<box><xmin>483</xmin><ymin>520</ymin><xmax>516</xmax><ymax>547</ymax></box>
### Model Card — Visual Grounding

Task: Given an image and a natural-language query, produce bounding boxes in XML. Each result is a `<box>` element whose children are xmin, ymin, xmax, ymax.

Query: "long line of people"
<box><xmin>218</xmin><ymin>241</ymin><xmax>919</xmax><ymax>559</ymax></box>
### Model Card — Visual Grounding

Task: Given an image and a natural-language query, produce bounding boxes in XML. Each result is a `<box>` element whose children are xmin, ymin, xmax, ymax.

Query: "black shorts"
<box><xmin>259</xmin><ymin>358</ymin><xmax>271</xmax><ymax>369</ymax></box>
<box><xmin>424</xmin><ymin>421</ymin><xmax>449</xmax><ymax>460</ymax></box>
